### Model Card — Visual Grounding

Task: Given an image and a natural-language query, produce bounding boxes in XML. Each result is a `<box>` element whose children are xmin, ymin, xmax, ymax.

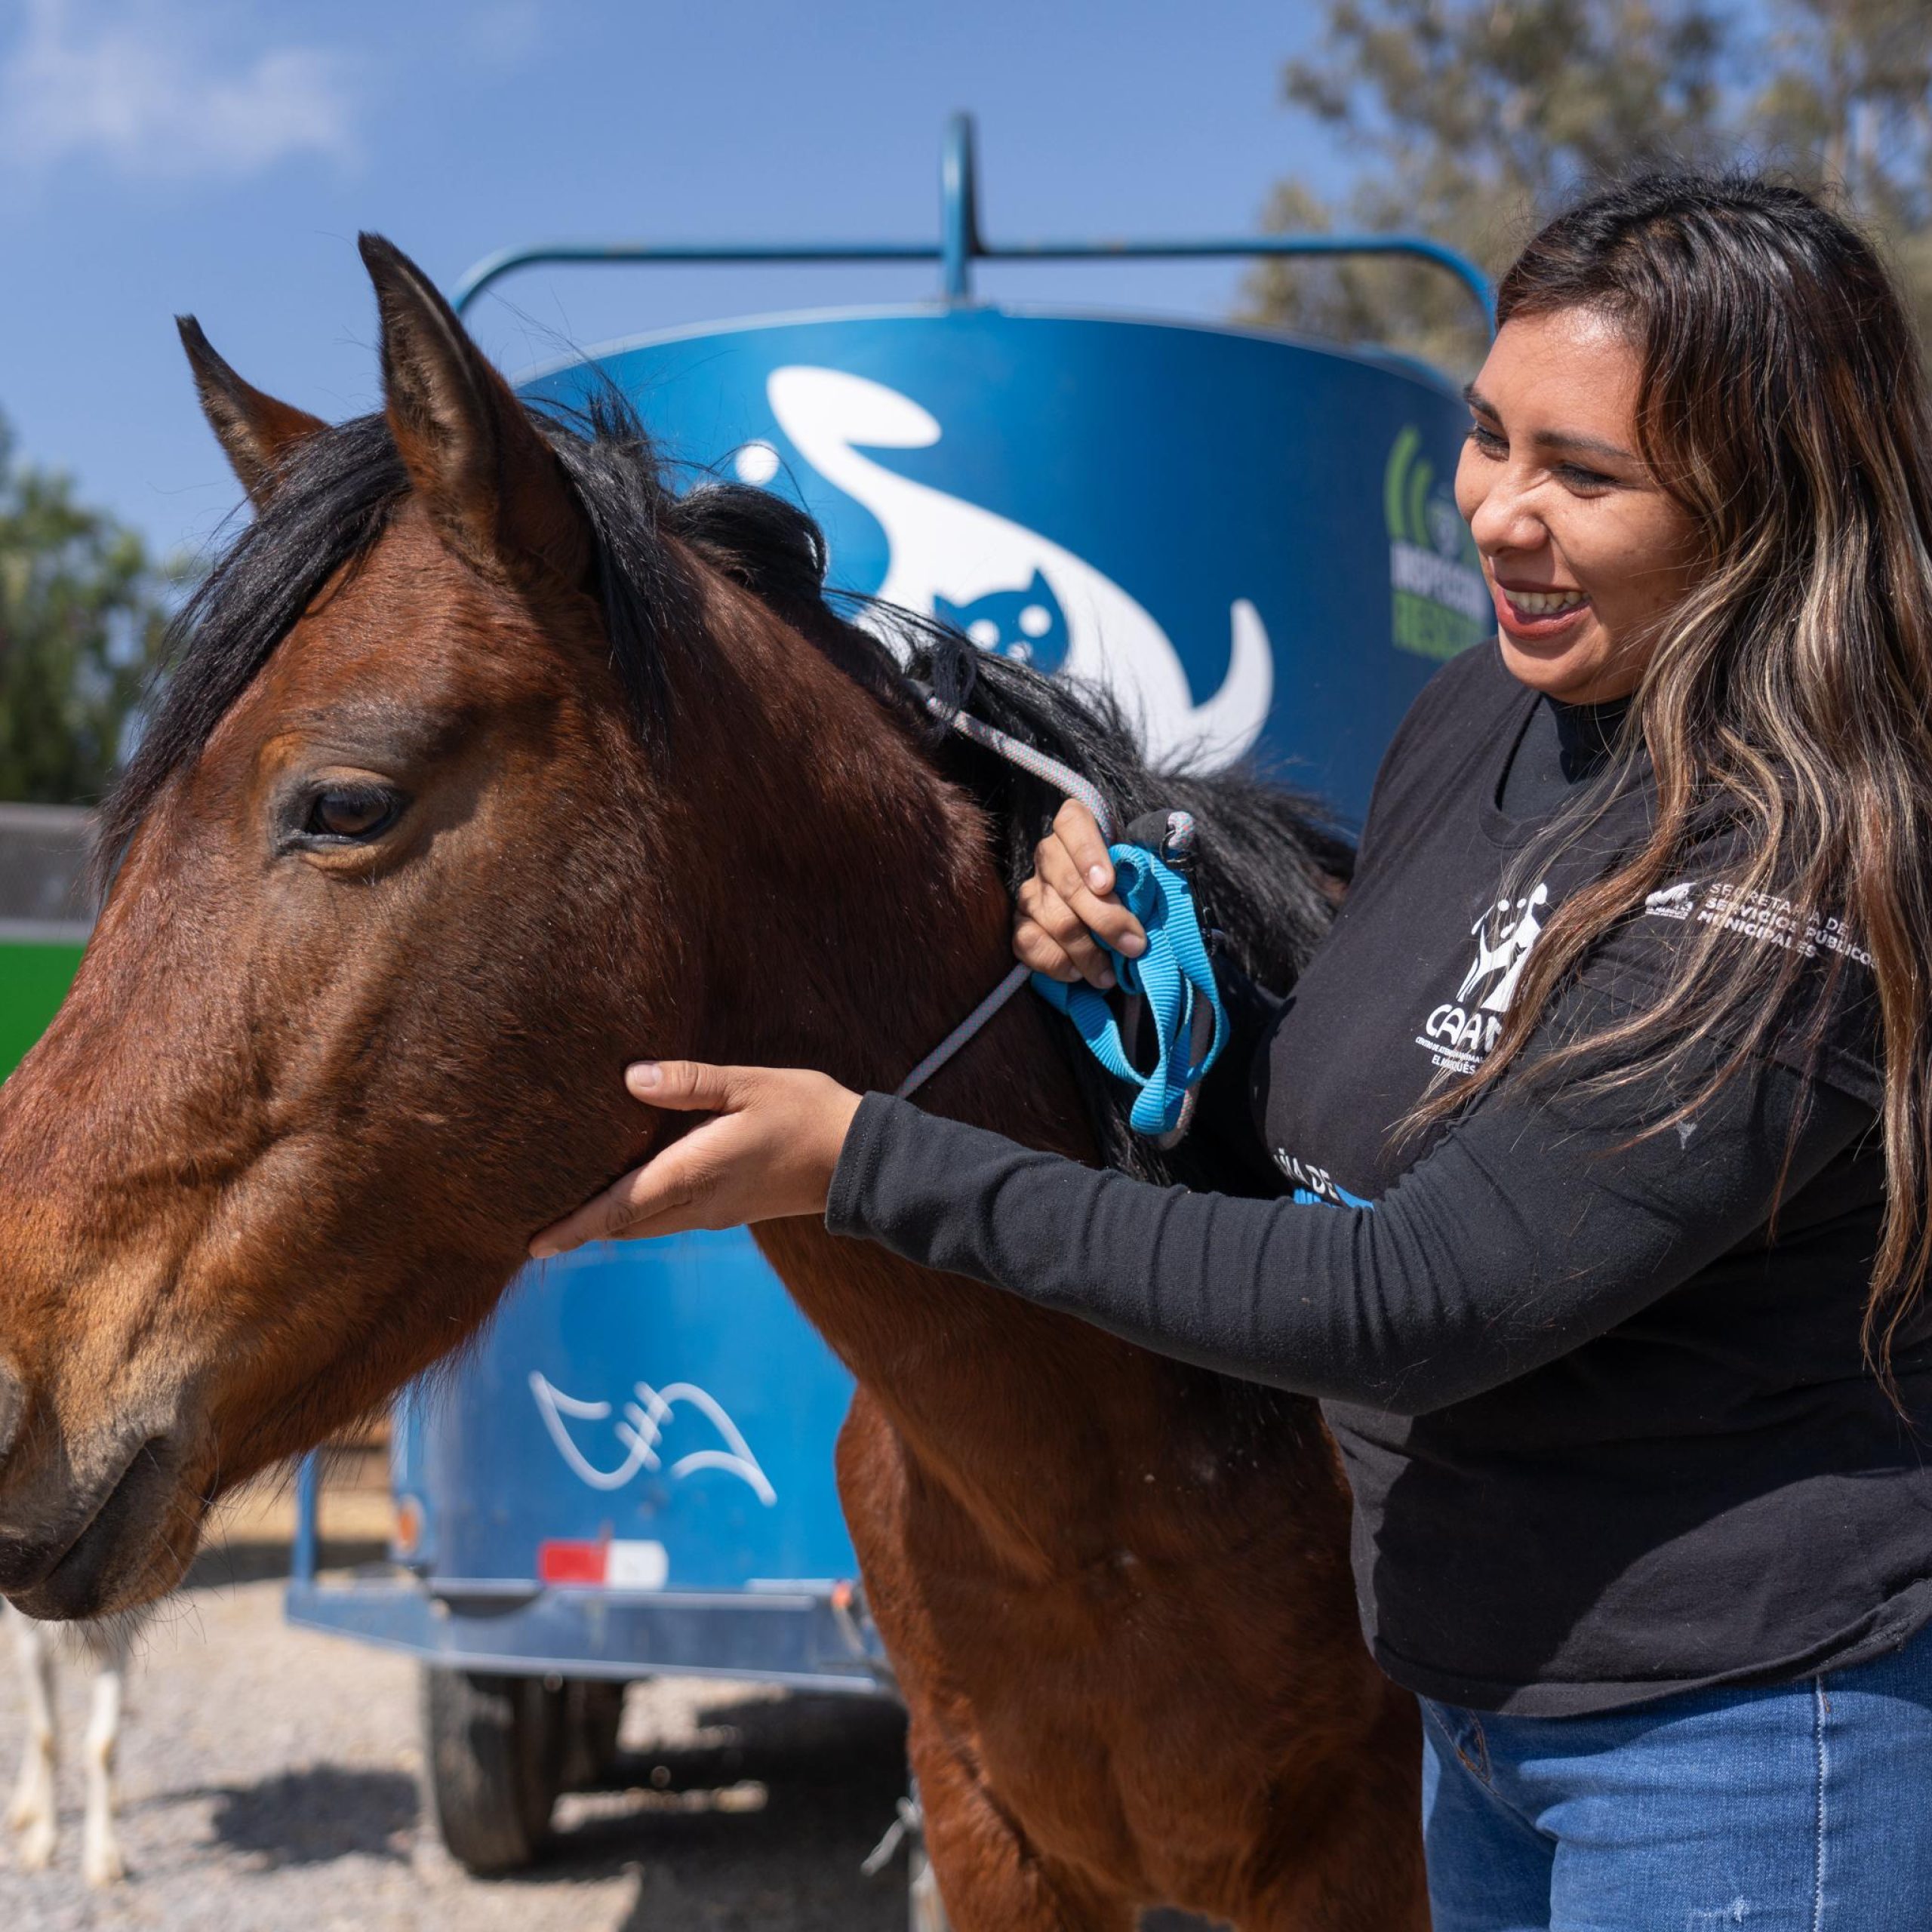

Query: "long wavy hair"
<box><xmin>1426</xmin><ymin>171</ymin><xmax>1932</xmax><ymax>1369</ymax></box>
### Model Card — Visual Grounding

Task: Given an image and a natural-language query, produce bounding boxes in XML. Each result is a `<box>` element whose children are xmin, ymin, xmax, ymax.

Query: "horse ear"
<box><xmin>357</xmin><ymin>232</ymin><xmax>592</xmax><ymax>592</ymax></box>
<box><xmin>176</xmin><ymin>317</ymin><xmax>327</xmax><ymax>508</ymax></box>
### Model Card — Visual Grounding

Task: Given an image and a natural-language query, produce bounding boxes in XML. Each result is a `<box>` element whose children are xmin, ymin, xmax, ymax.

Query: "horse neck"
<box><xmin>672</xmin><ymin>586</ymin><xmax>1012</xmax><ymax>1090</ymax></box>
<box><xmin>677</xmin><ymin>590</ymin><xmax>1190</xmax><ymax>1567</ymax></box>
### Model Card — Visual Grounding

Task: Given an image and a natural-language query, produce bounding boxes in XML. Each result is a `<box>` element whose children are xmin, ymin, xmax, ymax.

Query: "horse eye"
<box><xmin>304</xmin><ymin>787</ymin><xmax>401</xmax><ymax>841</ymax></box>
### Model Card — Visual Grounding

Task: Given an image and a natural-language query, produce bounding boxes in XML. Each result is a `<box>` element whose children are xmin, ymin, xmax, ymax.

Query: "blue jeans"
<box><xmin>1420</xmin><ymin>1625</ymin><xmax>1932</xmax><ymax>1930</ymax></box>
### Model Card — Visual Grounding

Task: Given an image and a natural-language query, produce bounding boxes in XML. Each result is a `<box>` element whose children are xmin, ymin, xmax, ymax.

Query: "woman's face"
<box><xmin>1454</xmin><ymin>306</ymin><xmax>1702</xmax><ymax>705</ymax></box>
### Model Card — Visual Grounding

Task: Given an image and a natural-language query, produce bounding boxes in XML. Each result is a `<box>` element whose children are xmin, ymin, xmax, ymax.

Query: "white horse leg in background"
<box><xmin>5</xmin><ymin>1600</ymin><xmax>136</xmax><ymax>1884</ymax></box>
<box><xmin>5</xmin><ymin>1601</ymin><xmax>57</xmax><ymax>1872</ymax></box>
<box><xmin>78</xmin><ymin>1621</ymin><xmax>131</xmax><ymax>1886</ymax></box>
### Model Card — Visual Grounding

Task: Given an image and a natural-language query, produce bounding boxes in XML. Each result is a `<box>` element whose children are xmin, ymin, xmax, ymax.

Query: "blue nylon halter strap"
<box><xmin>1029</xmin><ymin>843</ymin><xmax>1227</xmax><ymax>1137</ymax></box>
<box><xmin>895</xmin><ymin>694</ymin><xmax>1228</xmax><ymax>1139</ymax></box>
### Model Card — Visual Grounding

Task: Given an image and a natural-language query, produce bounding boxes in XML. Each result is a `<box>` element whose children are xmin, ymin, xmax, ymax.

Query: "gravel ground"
<box><xmin>0</xmin><ymin>1558</ymin><xmax>915</xmax><ymax>1931</ymax></box>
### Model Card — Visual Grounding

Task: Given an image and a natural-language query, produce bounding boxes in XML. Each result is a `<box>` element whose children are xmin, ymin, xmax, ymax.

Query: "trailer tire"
<box><xmin>559</xmin><ymin>1677</ymin><xmax>629</xmax><ymax>1789</ymax></box>
<box><xmin>420</xmin><ymin>1666</ymin><xmax>564</xmax><ymax>1873</ymax></box>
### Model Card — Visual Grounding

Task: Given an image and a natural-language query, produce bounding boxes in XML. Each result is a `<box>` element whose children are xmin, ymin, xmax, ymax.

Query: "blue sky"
<box><xmin>0</xmin><ymin>0</ymin><xmax>1354</xmax><ymax>563</ymax></box>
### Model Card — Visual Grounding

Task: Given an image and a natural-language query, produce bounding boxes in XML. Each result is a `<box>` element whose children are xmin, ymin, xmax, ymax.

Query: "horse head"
<box><xmin>0</xmin><ymin>238</ymin><xmax>993</xmax><ymax>1620</ymax></box>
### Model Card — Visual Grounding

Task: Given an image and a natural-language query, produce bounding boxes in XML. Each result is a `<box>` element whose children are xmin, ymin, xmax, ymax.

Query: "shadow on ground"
<box><xmin>547</xmin><ymin>1693</ymin><xmax>1221</xmax><ymax>1931</ymax></box>
<box><xmin>152</xmin><ymin>1765</ymin><xmax>420</xmax><ymax>1867</ymax></box>
<box><xmin>132</xmin><ymin>1672</ymin><xmax>1224</xmax><ymax>1927</ymax></box>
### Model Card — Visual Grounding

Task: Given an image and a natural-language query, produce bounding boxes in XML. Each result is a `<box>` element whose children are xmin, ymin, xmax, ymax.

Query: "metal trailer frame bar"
<box><xmin>451</xmin><ymin>112</ymin><xmax>1495</xmax><ymax>328</ymax></box>
<box><xmin>288</xmin><ymin>1443</ymin><xmax>891</xmax><ymax>1690</ymax></box>
<box><xmin>283</xmin><ymin>1573</ymin><xmax>889</xmax><ymax>1692</ymax></box>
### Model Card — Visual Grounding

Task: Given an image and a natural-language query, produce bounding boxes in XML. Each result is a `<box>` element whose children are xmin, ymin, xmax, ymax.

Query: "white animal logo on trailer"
<box><xmin>529</xmin><ymin>1371</ymin><xmax>777</xmax><ymax>1505</ymax></box>
<box><xmin>763</xmin><ymin>365</ymin><xmax>1276</xmax><ymax>772</ymax></box>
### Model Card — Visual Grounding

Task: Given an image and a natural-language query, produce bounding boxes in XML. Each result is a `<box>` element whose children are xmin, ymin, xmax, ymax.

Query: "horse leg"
<box><xmin>5</xmin><ymin>1604</ymin><xmax>58</xmax><ymax>1872</ymax></box>
<box><xmin>78</xmin><ymin>1623</ymin><xmax>130</xmax><ymax>1886</ymax></box>
<box><xmin>910</xmin><ymin>1721</ymin><xmax>1134</xmax><ymax>1932</ymax></box>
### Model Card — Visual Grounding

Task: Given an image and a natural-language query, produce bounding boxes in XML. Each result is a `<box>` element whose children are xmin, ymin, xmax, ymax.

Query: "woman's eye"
<box><xmin>305</xmin><ymin>788</ymin><xmax>401</xmax><ymax>841</ymax></box>
<box><xmin>1468</xmin><ymin>423</ymin><xmax>1506</xmax><ymax>454</ymax></box>
<box><xmin>1556</xmin><ymin>463</ymin><xmax>1615</xmax><ymax>491</ymax></box>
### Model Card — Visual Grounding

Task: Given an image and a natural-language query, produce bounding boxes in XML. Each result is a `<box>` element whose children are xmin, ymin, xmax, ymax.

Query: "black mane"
<box><xmin>101</xmin><ymin>391</ymin><xmax>1351</xmax><ymax>1191</ymax></box>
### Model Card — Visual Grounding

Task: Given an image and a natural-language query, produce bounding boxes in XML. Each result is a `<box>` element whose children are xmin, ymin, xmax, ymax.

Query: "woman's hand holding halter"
<box><xmin>1013</xmin><ymin>800</ymin><xmax>1149</xmax><ymax>990</ymax></box>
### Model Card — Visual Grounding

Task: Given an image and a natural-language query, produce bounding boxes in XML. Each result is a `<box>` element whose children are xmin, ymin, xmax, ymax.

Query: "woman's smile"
<box><xmin>1491</xmin><ymin>577</ymin><xmax>1592</xmax><ymax>638</ymax></box>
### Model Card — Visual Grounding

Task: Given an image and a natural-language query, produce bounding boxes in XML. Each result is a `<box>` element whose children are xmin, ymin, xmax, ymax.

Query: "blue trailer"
<box><xmin>286</xmin><ymin>115</ymin><xmax>1491</xmax><ymax>1892</ymax></box>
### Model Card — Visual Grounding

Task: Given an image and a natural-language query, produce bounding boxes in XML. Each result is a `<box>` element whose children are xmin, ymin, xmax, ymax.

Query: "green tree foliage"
<box><xmin>0</xmin><ymin>416</ymin><xmax>177</xmax><ymax>804</ymax></box>
<box><xmin>1247</xmin><ymin>0</ymin><xmax>1932</xmax><ymax>372</ymax></box>
<box><xmin>1752</xmin><ymin>1</ymin><xmax>1932</xmax><ymax>342</ymax></box>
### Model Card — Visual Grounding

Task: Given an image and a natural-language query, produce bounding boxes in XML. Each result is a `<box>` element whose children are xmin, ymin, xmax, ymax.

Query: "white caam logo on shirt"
<box><xmin>1418</xmin><ymin>881</ymin><xmax>1552</xmax><ymax>1074</ymax></box>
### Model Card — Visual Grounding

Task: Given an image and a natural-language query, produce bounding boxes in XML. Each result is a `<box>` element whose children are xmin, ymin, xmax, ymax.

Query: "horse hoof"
<box><xmin>17</xmin><ymin>1820</ymin><xmax>55</xmax><ymax>1871</ymax></box>
<box><xmin>83</xmin><ymin>1842</ymin><xmax>127</xmax><ymax>1887</ymax></box>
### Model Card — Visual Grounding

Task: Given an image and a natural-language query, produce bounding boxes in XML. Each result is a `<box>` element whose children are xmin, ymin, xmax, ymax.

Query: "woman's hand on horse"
<box><xmin>528</xmin><ymin>1062</ymin><xmax>863</xmax><ymax>1258</ymax></box>
<box><xmin>1013</xmin><ymin>799</ymin><xmax>1147</xmax><ymax>990</ymax></box>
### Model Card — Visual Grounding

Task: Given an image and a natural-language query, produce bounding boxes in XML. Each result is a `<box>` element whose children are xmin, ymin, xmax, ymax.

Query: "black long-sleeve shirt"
<box><xmin>827</xmin><ymin>645</ymin><xmax>1930</xmax><ymax>1716</ymax></box>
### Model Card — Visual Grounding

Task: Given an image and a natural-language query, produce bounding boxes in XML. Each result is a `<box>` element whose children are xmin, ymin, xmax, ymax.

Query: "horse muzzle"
<box><xmin>0</xmin><ymin>1400</ymin><xmax>193</xmax><ymax>1620</ymax></box>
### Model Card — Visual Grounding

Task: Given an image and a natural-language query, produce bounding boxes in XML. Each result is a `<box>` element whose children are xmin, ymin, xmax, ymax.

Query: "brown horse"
<box><xmin>0</xmin><ymin>238</ymin><xmax>1424</xmax><ymax>1929</ymax></box>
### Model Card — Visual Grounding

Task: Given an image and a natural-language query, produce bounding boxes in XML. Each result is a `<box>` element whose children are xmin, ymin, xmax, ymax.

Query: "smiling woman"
<box><xmin>567</xmin><ymin>172</ymin><xmax>1932</xmax><ymax>1930</ymax></box>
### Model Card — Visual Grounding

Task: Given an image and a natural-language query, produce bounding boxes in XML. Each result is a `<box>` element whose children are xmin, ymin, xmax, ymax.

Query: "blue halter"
<box><xmin>1029</xmin><ymin>841</ymin><xmax>1227</xmax><ymax>1138</ymax></box>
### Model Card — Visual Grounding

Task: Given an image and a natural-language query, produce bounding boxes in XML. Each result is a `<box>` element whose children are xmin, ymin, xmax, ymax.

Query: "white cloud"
<box><xmin>0</xmin><ymin>0</ymin><xmax>359</xmax><ymax>178</ymax></box>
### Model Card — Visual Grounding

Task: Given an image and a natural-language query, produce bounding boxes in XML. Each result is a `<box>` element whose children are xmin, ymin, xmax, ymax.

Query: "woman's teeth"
<box><xmin>1507</xmin><ymin>588</ymin><xmax>1589</xmax><ymax>615</ymax></box>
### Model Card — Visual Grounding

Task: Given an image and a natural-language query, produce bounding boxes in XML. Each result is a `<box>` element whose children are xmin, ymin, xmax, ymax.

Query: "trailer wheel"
<box><xmin>558</xmin><ymin>1677</ymin><xmax>628</xmax><ymax>1790</ymax></box>
<box><xmin>420</xmin><ymin>1666</ymin><xmax>564</xmax><ymax>1873</ymax></box>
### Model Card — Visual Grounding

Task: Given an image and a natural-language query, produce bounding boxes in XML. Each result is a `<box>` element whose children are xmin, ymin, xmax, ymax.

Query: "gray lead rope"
<box><xmin>895</xmin><ymin>695</ymin><xmax>1116</xmax><ymax>1100</ymax></box>
<box><xmin>927</xmin><ymin>702</ymin><xmax>1117</xmax><ymax>843</ymax></box>
<box><xmin>894</xmin><ymin>961</ymin><xmax>1033</xmax><ymax>1099</ymax></box>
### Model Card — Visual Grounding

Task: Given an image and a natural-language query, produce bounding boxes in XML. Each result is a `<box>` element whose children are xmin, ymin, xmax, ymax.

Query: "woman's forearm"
<box><xmin>826</xmin><ymin>1057</ymin><xmax>1870</xmax><ymax>1414</ymax></box>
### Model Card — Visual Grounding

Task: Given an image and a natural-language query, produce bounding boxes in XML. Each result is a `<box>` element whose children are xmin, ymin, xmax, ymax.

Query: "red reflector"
<box><xmin>537</xmin><ymin>1540</ymin><xmax>606</xmax><ymax>1585</ymax></box>
<box><xmin>392</xmin><ymin>1496</ymin><xmax>423</xmax><ymax>1560</ymax></box>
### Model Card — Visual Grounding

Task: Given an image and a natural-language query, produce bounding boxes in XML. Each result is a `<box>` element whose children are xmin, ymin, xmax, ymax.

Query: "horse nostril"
<box><xmin>0</xmin><ymin>1362</ymin><xmax>24</xmax><ymax>1466</ymax></box>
